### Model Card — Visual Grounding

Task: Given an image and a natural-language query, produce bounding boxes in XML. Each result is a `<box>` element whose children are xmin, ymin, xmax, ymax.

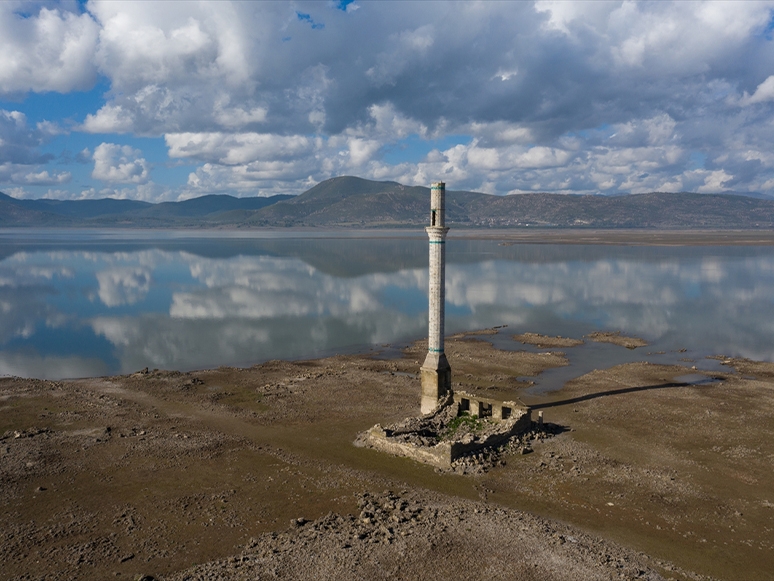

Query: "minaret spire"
<box><xmin>420</xmin><ymin>182</ymin><xmax>452</xmax><ymax>414</ymax></box>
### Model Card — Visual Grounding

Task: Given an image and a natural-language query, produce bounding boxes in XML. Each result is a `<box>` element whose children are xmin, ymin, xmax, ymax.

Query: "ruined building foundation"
<box><xmin>361</xmin><ymin>392</ymin><xmax>532</xmax><ymax>470</ymax></box>
<box><xmin>421</xmin><ymin>182</ymin><xmax>452</xmax><ymax>414</ymax></box>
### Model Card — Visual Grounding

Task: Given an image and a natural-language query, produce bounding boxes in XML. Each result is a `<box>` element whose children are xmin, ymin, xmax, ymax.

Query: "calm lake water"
<box><xmin>2</xmin><ymin>229</ymin><xmax>774</xmax><ymax>381</ymax></box>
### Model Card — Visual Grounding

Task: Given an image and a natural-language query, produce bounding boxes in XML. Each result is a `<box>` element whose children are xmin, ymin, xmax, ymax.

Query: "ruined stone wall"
<box><xmin>362</xmin><ymin>425</ymin><xmax>455</xmax><ymax>469</ymax></box>
<box><xmin>453</xmin><ymin>391</ymin><xmax>527</xmax><ymax>423</ymax></box>
<box><xmin>359</xmin><ymin>406</ymin><xmax>532</xmax><ymax>470</ymax></box>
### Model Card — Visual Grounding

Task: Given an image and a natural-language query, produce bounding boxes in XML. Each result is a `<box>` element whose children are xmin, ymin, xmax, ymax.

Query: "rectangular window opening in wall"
<box><xmin>501</xmin><ymin>406</ymin><xmax>511</xmax><ymax>420</ymax></box>
<box><xmin>460</xmin><ymin>398</ymin><xmax>470</xmax><ymax>412</ymax></box>
<box><xmin>481</xmin><ymin>402</ymin><xmax>492</xmax><ymax>418</ymax></box>
<box><xmin>431</xmin><ymin>210</ymin><xmax>436</xmax><ymax>226</ymax></box>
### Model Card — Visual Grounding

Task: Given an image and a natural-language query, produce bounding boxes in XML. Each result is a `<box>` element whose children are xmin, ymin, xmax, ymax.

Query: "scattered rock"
<box><xmin>163</xmin><ymin>490</ymin><xmax>668</xmax><ymax>581</ymax></box>
<box><xmin>513</xmin><ymin>332</ymin><xmax>584</xmax><ymax>348</ymax></box>
<box><xmin>586</xmin><ymin>331</ymin><xmax>648</xmax><ymax>349</ymax></box>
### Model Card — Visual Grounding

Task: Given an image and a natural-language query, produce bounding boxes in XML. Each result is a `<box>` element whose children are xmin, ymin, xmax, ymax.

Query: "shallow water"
<box><xmin>1</xmin><ymin>229</ymin><xmax>773</xmax><ymax>380</ymax></box>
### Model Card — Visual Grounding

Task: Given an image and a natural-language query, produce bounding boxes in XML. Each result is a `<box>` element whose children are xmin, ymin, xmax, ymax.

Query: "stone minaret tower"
<box><xmin>420</xmin><ymin>182</ymin><xmax>452</xmax><ymax>414</ymax></box>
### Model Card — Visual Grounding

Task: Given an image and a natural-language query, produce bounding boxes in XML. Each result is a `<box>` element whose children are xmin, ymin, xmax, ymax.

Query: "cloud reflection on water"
<box><xmin>96</xmin><ymin>267</ymin><xmax>152</xmax><ymax>307</ymax></box>
<box><xmin>1</xmin><ymin>239</ymin><xmax>774</xmax><ymax>378</ymax></box>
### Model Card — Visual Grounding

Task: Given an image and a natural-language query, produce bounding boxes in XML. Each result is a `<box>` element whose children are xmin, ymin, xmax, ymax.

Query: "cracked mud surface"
<box><xmin>2</xmin><ymin>331</ymin><xmax>773</xmax><ymax>580</ymax></box>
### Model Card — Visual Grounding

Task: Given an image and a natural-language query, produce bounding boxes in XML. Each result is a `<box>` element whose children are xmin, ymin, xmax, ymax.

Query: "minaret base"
<box><xmin>420</xmin><ymin>352</ymin><xmax>452</xmax><ymax>414</ymax></box>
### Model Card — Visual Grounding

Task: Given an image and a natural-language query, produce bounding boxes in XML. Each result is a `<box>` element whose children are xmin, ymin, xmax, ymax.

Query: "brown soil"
<box><xmin>514</xmin><ymin>332</ymin><xmax>585</xmax><ymax>348</ymax></box>
<box><xmin>586</xmin><ymin>331</ymin><xmax>649</xmax><ymax>349</ymax></box>
<box><xmin>2</xmin><ymin>330</ymin><xmax>773</xmax><ymax>580</ymax></box>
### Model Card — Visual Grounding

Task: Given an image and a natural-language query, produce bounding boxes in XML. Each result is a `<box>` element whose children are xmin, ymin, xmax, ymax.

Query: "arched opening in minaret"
<box><xmin>431</xmin><ymin>210</ymin><xmax>437</xmax><ymax>226</ymax></box>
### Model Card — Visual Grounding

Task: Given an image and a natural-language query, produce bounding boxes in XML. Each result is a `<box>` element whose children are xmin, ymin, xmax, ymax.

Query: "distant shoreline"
<box><xmin>4</xmin><ymin>226</ymin><xmax>774</xmax><ymax>245</ymax></box>
<box><xmin>449</xmin><ymin>228</ymin><xmax>774</xmax><ymax>245</ymax></box>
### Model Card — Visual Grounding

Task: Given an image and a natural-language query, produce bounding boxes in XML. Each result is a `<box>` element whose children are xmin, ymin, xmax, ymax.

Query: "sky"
<box><xmin>1</xmin><ymin>0</ymin><xmax>774</xmax><ymax>202</ymax></box>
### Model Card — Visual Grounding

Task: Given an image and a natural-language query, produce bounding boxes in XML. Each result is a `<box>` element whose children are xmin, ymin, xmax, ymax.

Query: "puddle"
<box><xmin>459</xmin><ymin>330</ymin><xmax>732</xmax><ymax>397</ymax></box>
<box><xmin>521</xmin><ymin>342</ymin><xmax>639</xmax><ymax>396</ymax></box>
<box><xmin>362</xmin><ymin>327</ymin><xmax>733</xmax><ymax>397</ymax></box>
<box><xmin>673</xmin><ymin>374</ymin><xmax>724</xmax><ymax>386</ymax></box>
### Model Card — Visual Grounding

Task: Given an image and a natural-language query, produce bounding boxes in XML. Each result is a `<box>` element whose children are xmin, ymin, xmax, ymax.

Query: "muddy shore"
<box><xmin>2</xmin><ymin>330</ymin><xmax>773</xmax><ymax>580</ymax></box>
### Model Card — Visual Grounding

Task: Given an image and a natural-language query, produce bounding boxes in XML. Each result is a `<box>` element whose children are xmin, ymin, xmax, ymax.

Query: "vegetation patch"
<box><xmin>443</xmin><ymin>413</ymin><xmax>485</xmax><ymax>440</ymax></box>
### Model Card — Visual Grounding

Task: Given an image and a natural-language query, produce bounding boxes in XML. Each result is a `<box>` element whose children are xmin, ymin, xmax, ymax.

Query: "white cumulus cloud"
<box><xmin>92</xmin><ymin>143</ymin><xmax>150</xmax><ymax>184</ymax></box>
<box><xmin>741</xmin><ymin>75</ymin><xmax>774</xmax><ymax>106</ymax></box>
<box><xmin>6</xmin><ymin>1</ymin><xmax>774</xmax><ymax>199</ymax></box>
<box><xmin>0</xmin><ymin>3</ymin><xmax>99</xmax><ymax>95</ymax></box>
<box><xmin>12</xmin><ymin>169</ymin><xmax>71</xmax><ymax>186</ymax></box>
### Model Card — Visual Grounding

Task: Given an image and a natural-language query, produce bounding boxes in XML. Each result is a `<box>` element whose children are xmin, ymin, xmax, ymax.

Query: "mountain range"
<box><xmin>3</xmin><ymin>176</ymin><xmax>774</xmax><ymax>229</ymax></box>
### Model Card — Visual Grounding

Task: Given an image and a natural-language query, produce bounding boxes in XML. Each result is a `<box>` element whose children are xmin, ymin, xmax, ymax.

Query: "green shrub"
<box><xmin>443</xmin><ymin>413</ymin><xmax>484</xmax><ymax>439</ymax></box>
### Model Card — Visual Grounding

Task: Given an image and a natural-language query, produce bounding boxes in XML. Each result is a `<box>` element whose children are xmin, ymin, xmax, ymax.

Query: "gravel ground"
<box><xmin>168</xmin><ymin>489</ymin><xmax>671</xmax><ymax>581</ymax></box>
<box><xmin>2</xmin><ymin>329</ymin><xmax>771</xmax><ymax>580</ymax></box>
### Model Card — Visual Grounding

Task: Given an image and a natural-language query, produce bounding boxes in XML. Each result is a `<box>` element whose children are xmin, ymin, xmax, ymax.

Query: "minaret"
<box><xmin>420</xmin><ymin>182</ymin><xmax>452</xmax><ymax>414</ymax></box>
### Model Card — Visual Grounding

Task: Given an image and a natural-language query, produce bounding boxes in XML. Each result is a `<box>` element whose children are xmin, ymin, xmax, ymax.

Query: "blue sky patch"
<box><xmin>382</xmin><ymin>134</ymin><xmax>469</xmax><ymax>165</ymax></box>
<box><xmin>296</xmin><ymin>12</ymin><xmax>324</xmax><ymax>30</ymax></box>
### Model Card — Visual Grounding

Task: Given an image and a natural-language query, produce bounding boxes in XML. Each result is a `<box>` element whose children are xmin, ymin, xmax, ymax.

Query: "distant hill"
<box><xmin>456</xmin><ymin>189</ymin><xmax>774</xmax><ymax>229</ymax></box>
<box><xmin>135</xmin><ymin>194</ymin><xmax>293</xmax><ymax>219</ymax></box>
<box><xmin>236</xmin><ymin>176</ymin><xmax>774</xmax><ymax>229</ymax></box>
<box><xmin>0</xmin><ymin>191</ymin><xmax>292</xmax><ymax>227</ymax></box>
<box><xmin>242</xmin><ymin>177</ymin><xmax>436</xmax><ymax>227</ymax></box>
<box><xmin>2</xmin><ymin>178</ymin><xmax>774</xmax><ymax>229</ymax></box>
<box><xmin>0</xmin><ymin>192</ymin><xmax>79</xmax><ymax>226</ymax></box>
<box><xmin>7</xmin><ymin>195</ymin><xmax>152</xmax><ymax>219</ymax></box>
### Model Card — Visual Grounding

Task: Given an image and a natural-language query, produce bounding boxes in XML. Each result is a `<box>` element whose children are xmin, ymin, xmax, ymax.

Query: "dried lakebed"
<box><xmin>2</xmin><ymin>331</ymin><xmax>773</xmax><ymax>581</ymax></box>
